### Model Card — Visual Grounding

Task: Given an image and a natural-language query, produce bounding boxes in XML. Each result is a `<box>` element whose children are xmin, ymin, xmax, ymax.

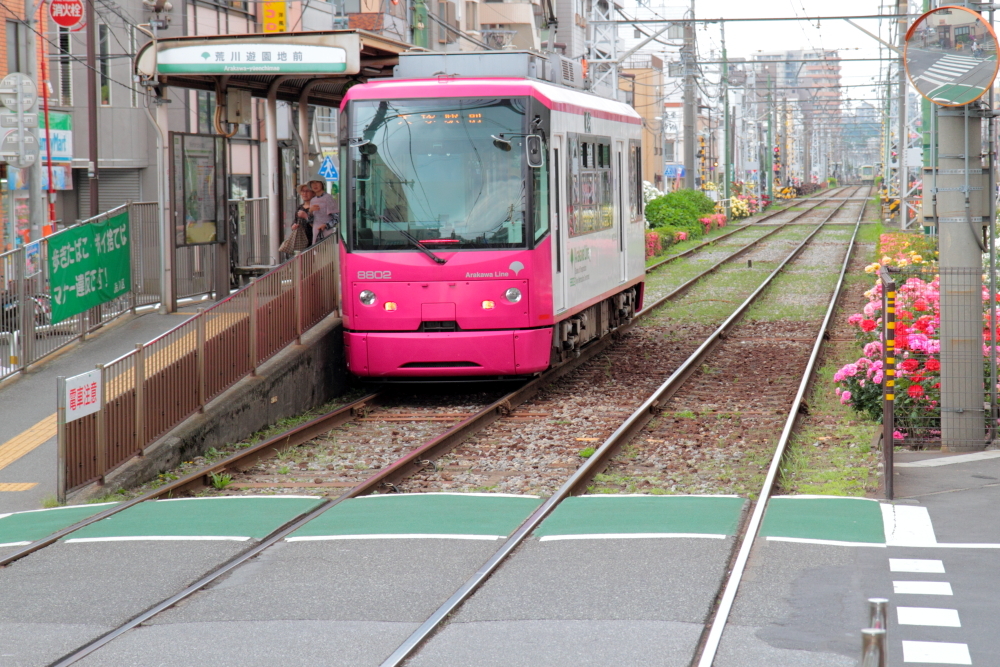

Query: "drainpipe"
<box><xmin>266</xmin><ymin>76</ymin><xmax>292</xmax><ymax>264</ymax></box>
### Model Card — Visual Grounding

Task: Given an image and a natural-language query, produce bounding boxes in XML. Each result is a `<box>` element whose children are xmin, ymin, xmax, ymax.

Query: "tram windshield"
<box><xmin>348</xmin><ymin>97</ymin><xmax>529</xmax><ymax>251</ymax></box>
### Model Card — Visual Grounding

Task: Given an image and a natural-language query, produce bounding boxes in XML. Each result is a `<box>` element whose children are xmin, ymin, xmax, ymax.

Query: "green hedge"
<box><xmin>645</xmin><ymin>189</ymin><xmax>716</xmax><ymax>239</ymax></box>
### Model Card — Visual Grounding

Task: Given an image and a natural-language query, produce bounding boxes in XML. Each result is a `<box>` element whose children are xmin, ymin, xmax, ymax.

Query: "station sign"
<box><xmin>136</xmin><ymin>32</ymin><xmax>362</xmax><ymax>77</ymax></box>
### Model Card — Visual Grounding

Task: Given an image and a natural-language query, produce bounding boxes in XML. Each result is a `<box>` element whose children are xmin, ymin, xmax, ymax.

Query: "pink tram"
<box><xmin>339</xmin><ymin>52</ymin><xmax>646</xmax><ymax>379</ymax></box>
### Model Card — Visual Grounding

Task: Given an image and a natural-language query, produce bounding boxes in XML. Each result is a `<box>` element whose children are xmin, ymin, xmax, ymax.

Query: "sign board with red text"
<box><xmin>49</xmin><ymin>0</ymin><xmax>85</xmax><ymax>29</ymax></box>
<box><xmin>65</xmin><ymin>369</ymin><xmax>101</xmax><ymax>422</ymax></box>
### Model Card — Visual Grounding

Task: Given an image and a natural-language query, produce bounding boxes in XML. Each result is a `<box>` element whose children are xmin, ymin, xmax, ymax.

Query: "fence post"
<box><xmin>868</xmin><ymin>598</ymin><xmax>888</xmax><ymax>630</ymax></box>
<box><xmin>861</xmin><ymin>628</ymin><xmax>886</xmax><ymax>667</ymax></box>
<box><xmin>294</xmin><ymin>254</ymin><xmax>303</xmax><ymax>344</ymax></box>
<box><xmin>249</xmin><ymin>279</ymin><xmax>258</xmax><ymax>376</ymax></box>
<box><xmin>96</xmin><ymin>363</ymin><xmax>107</xmax><ymax>484</ymax></box>
<box><xmin>881</xmin><ymin>267</ymin><xmax>896</xmax><ymax>501</ymax></box>
<box><xmin>134</xmin><ymin>343</ymin><xmax>145</xmax><ymax>455</ymax></box>
<box><xmin>56</xmin><ymin>376</ymin><xmax>67</xmax><ymax>504</ymax></box>
<box><xmin>196</xmin><ymin>308</ymin><xmax>206</xmax><ymax>412</ymax></box>
<box><xmin>15</xmin><ymin>246</ymin><xmax>28</xmax><ymax>372</ymax></box>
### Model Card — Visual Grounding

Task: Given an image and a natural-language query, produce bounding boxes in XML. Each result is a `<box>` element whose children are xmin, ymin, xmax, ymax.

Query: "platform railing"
<box><xmin>58</xmin><ymin>235</ymin><xmax>339</xmax><ymax>499</ymax></box>
<box><xmin>0</xmin><ymin>202</ymin><xmax>162</xmax><ymax>384</ymax></box>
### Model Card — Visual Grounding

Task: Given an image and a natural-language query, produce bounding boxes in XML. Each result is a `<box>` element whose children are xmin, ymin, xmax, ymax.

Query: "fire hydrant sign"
<box><xmin>49</xmin><ymin>0</ymin><xmax>85</xmax><ymax>29</ymax></box>
<box><xmin>65</xmin><ymin>369</ymin><xmax>101</xmax><ymax>422</ymax></box>
<box><xmin>48</xmin><ymin>212</ymin><xmax>131</xmax><ymax>323</ymax></box>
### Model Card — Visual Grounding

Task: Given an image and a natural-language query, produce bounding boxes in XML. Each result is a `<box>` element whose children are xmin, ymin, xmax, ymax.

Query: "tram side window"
<box><xmin>567</xmin><ymin>134</ymin><xmax>614</xmax><ymax>238</ymax></box>
<box><xmin>628</xmin><ymin>141</ymin><xmax>642</xmax><ymax>222</ymax></box>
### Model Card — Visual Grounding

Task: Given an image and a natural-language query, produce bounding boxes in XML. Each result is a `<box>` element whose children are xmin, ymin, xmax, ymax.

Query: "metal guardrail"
<box><xmin>57</xmin><ymin>235</ymin><xmax>338</xmax><ymax>499</ymax></box>
<box><xmin>861</xmin><ymin>598</ymin><xmax>888</xmax><ymax>667</ymax></box>
<box><xmin>0</xmin><ymin>202</ymin><xmax>162</xmax><ymax>384</ymax></box>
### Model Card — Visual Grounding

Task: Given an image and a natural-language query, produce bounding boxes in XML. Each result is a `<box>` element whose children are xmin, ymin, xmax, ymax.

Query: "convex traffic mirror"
<box><xmin>905</xmin><ymin>5</ymin><xmax>1000</xmax><ymax>106</ymax></box>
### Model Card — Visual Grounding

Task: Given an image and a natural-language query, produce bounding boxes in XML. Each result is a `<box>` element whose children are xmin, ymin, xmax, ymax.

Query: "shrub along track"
<box><xmin>13</xmin><ymin>188</ymin><xmax>865</xmax><ymax>667</ymax></box>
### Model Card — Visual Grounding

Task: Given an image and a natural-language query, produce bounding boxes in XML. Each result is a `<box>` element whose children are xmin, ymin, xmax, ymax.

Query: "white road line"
<box><xmin>0</xmin><ymin>541</ymin><xmax>31</xmax><ymax>548</ymax></box>
<box><xmin>882</xmin><ymin>504</ymin><xmax>938</xmax><ymax>546</ymax></box>
<box><xmin>894</xmin><ymin>581</ymin><xmax>954</xmax><ymax>595</ymax></box>
<box><xmin>285</xmin><ymin>534</ymin><xmax>505</xmax><ymax>542</ymax></box>
<box><xmin>538</xmin><ymin>532</ymin><xmax>728</xmax><ymax>542</ymax></box>
<box><xmin>65</xmin><ymin>535</ymin><xmax>251</xmax><ymax>543</ymax></box>
<box><xmin>919</xmin><ymin>74</ymin><xmax>953</xmax><ymax>86</ymax></box>
<box><xmin>896</xmin><ymin>450</ymin><xmax>1000</xmax><ymax>467</ymax></box>
<box><xmin>353</xmin><ymin>492</ymin><xmax>540</xmax><ymax>499</ymax></box>
<box><xmin>765</xmin><ymin>536</ymin><xmax>886</xmax><ymax>548</ymax></box>
<box><xmin>931</xmin><ymin>64</ymin><xmax>972</xmax><ymax>74</ymax></box>
<box><xmin>0</xmin><ymin>502</ymin><xmax>119</xmax><ymax>521</ymax></box>
<box><xmin>890</xmin><ymin>558</ymin><xmax>946</xmax><ymax>573</ymax></box>
<box><xmin>902</xmin><ymin>640</ymin><xmax>972</xmax><ymax>664</ymax></box>
<box><xmin>898</xmin><ymin>607</ymin><xmax>962</xmax><ymax>627</ymax></box>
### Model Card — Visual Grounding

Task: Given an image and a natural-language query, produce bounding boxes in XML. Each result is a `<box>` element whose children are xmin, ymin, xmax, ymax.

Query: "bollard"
<box><xmin>861</xmin><ymin>628</ymin><xmax>887</xmax><ymax>667</ymax></box>
<box><xmin>868</xmin><ymin>598</ymin><xmax>888</xmax><ymax>630</ymax></box>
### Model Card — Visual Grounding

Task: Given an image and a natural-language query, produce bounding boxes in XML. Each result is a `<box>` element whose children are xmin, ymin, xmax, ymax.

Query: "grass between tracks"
<box><xmin>777</xmin><ymin>233</ymin><xmax>882</xmax><ymax>497</ymax></box>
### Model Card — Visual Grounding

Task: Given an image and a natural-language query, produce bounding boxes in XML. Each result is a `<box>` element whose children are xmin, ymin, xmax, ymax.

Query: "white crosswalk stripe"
<box><xmin>919</xmin><ymin>54</ymin><xmax>982</xmax><ymax>88</ymax></box>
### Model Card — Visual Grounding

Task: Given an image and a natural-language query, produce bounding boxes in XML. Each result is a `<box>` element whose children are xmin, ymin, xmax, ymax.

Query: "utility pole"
<box><xmin>897</xmin><ymin>0</ymin><xmax>907</xmax><ymax>227</ymax></box>
<box><xmin>22</xmin><ymin>1</ymin><xmax>43</xmax><ymax>241</ymax></box>
<box><xmin>767</xmin><ymin>74</ymin><xmax>773</xmax><ymax>202</ymax></box>
<box><xmin>682</xmin><ymin>0</ymin><xmax>696</xmax><ymax>189</ymax></box>
<box><xmin>721</xmin><ymin>20</ymin><xmax>730</xmax><ymax>216</ymax></box>
<box><xmin>86</xmin><ymin>0</ymin><xmax>99</xmax><ymax>215</ymax></box>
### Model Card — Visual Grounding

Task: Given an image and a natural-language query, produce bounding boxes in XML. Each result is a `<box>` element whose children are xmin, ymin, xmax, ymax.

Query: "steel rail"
<box><xmin>41</xmin><ymin>192</ymin><xmax>862</xmax><ymax>666</ymax></box>
<box><xmin>646</xmin><ymin>186</ymin><xmax>853</xmax><ymax>273</ymax></box>
<box><xmin>377</xmin><ymin>187</ymin><xmax>866</xmax><ymax>667</ymax></box>
<box><xmin>694</xmin><ymin>187</ymin><xmax>869</xmax><ymax>667</ymax></box>
<box><xmin>14</xmin><ymin>191</ymin><xmax>850</xmax><ymax>569</ymax></box>
<box><xmin>0</xmin><ymin>392</ymin><xmax>384</xmax><ymax>568</ymax></box>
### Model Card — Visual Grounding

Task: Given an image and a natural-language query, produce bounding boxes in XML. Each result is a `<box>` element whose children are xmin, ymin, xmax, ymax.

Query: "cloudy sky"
<box><xmin>618</xmin><ymin>0</ymin><xmax>908</xmax><ymax>108</ymax></box>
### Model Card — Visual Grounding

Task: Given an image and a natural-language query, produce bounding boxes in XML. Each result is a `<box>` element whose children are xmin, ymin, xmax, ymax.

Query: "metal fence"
<box><xmin>0</xmin><ymin>202</ymin><xmax>162</xmax><ymax>384</ymax></box>
<box><xmin>880</xmin><ymin>265</ymin><xmax>996</xmax><ymax>462</ymax></box>
<box><xmin>58</xmin><ymin>235</ymin><xmax>339</xmax><ymax>498</ymax></box>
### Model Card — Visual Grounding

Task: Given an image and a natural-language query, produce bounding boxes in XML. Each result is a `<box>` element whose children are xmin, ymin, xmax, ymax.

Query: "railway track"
<box><xmin>5</xmin><ymin>187</ymin><xmax>869</xmax><ymax>666</ymax></box>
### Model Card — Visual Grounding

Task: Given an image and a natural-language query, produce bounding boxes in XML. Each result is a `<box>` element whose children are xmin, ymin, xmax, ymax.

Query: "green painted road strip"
<box><xmin>0</xmin><ymin>503</ymin><xmax>120</xmax><ymax>547</ymax></box>
<box><xmin>536</xmin><ymin>495</ymin><xmax>746</xmax><ymax>541</ymax></box>
<box><xmin>760</xmin><ymin>496</ymin><xmax>885</xmax><ymax>546</ymax></box>
<box><xmin>64</xmin><ymin>496</ymin><xmax>324</xmax><ymax>542</ymax></box>
<box><xmin>928</xmin><ymin>83</ymin><xmax>986</xmax><ymax>105</ymax></box>
<box><xmin>287</xmin><ymin>493</ymin><xmax>543</xmax><ymax>541</ymax></box>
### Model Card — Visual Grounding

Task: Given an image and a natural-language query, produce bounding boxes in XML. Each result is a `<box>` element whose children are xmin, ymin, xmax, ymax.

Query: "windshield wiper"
<box><xmin>377</xmin><ymin>216</ymin><xmax>447</xmax><ymax>264</ymax></box>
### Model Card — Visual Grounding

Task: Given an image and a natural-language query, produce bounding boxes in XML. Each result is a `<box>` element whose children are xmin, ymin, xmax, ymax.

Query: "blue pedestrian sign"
<box><xmin>319</xmin><ymin>155</ymin><xmax>338</xmax><ymax>182</ymax></box>
<box><xmin>664</xmin><ymin>164</ymin><xmax>686</xmax><ymax>179</ymax></box>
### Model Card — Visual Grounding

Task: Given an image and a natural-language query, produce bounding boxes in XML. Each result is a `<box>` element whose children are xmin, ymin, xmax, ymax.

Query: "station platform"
<box><xmin>0</xmin><ymin>305</ymin><xmax>201</xmax><ymax>514</ymax></box>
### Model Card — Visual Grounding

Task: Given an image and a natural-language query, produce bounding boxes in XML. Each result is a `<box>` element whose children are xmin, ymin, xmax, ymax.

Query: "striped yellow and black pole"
<box><xmin>881</xmin><ymin>267</ymin><xmax>896</xmax><ymax>500</ymax></box>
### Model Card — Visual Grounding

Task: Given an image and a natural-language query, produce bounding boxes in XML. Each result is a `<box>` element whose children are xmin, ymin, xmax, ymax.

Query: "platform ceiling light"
<box><xmin>505</xmin><ymin>288</ymin><xmax>522</xmax><ymax>303</ymax></box>
<box><xmin>482</xmin><ymin>300</ymin><xmax>495</xmax><ymax>310</ymax></box>
<box><xmin>384</xmin><ymin>301</ymin><xmax>398</xmax><ymax>311</ymax></box>
<box><xmin>359</xmin><ymin>290</ymin><xmax>377</xmax><ymax>306</ymax></box>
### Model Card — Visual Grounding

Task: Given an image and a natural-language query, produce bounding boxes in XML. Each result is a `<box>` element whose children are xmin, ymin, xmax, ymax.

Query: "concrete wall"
<box><xmin>68</xmin><ymin>314</ymin><xmax>351</xmax><ymax>502</ymax></box>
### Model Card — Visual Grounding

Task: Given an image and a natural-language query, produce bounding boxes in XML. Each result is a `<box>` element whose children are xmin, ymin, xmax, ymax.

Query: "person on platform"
<box><xmin>292</xmin><ymin>184</ymin><xmax>315</xmax><ymax>247</ymax></box>
<box><xmin>309</xmin><ymin>180</ymin><xmax>337</xmax><ymax>241</ymax></box>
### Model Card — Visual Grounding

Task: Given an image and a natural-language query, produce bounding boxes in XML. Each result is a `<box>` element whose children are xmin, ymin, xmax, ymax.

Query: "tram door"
<box><xmin>616</xmin><ymin>140</ymin><xmax>626</xmax><ymax>283</ymax></box>
<box><xmin>552</xmin><ymin>135</ymin><xmax>567</xmax><ymax>313</ymax></box>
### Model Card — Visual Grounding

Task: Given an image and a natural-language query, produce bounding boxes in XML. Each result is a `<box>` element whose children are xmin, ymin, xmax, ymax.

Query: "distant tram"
<box><xmin>859</xmin><ymin>165</ymin><xmax>875</xmax><ymax>185</ymax></box>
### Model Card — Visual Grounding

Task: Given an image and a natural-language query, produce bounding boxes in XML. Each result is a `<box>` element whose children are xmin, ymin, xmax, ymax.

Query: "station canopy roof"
<box><xmin>134</xmin><ymin>30</ymin><xmax>410</xmax><ymax>106</ymax></box>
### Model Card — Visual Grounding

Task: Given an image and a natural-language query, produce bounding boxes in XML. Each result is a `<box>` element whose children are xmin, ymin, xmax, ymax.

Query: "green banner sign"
<box><xmin>48</xmin><ymin>212</ymin><xmax>131</xmax><ymax>323</ymax></box>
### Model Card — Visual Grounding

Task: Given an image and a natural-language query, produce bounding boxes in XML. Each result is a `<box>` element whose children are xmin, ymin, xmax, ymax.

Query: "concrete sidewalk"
<box><xmin>0</xmin><ymin>305</ymin><xmax>201</xmax><ymax>514</ymax></box>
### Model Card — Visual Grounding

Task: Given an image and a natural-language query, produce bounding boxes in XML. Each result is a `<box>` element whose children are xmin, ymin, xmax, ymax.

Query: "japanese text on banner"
<box><xmin>48</xmin><ymin>211</ymin><xmax>131</xmax><ymax>323</ymax></box>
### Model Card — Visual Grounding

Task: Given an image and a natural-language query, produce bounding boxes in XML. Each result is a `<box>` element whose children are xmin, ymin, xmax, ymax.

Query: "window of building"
<box><xmin>57</xmin><ymin>27</ymin><xmax>72</xmax><ymax>106</ymax></box>
<box><xmin>465</xmin><ymin>1</ymin><xmax>478</xmax><ymax>30</ymax></box>
<box><xmin>98</xmin><ymin>23</ymin><xmax>111</xmax><ymax>106</ymax></box>
<box><xmin>664</xmin><ymin>140</ymin><xmax>675</xmax><ymax>163</ymax></box>
<box><xmin>197</xmin><ymin>91</ymin><xmax>216</xmax><ymax>134</ymax></box>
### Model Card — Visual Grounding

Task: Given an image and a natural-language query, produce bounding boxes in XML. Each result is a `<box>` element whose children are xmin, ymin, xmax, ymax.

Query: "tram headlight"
<box><xmin>359</xmin><ymin>290</ymin><xmax>377</xmax><ymax>306</ymax></box>
<box><xmin>505</xmin><ymin>288</ymin><xmax>522</xmax><ymax>303</ymax></box>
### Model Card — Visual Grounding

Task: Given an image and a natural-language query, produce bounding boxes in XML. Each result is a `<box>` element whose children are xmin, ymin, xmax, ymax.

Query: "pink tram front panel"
<box><xmin>340</xmin><ymin>77</ymin><xmax>642</xmax><ymax>378</ymax></box>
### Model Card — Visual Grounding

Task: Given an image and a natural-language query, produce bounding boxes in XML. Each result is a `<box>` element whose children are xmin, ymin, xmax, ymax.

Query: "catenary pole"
<box><xmin>86</xmin><ymin>0</ymin><xmax>99</xmax><ymax>216</ymax></box>
<box><xmin>683</xmin><ymin>0</ymin><xmax>695</xmax><ymax>189</ymax></box>
<box><xmin>23</xmin><ymin>0</ymin><xmax>43</xmax><ymax>240</ymax></box>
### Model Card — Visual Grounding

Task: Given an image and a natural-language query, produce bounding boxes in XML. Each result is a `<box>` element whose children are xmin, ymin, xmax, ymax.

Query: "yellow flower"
<box><xmin>898</xmin><ymin>258</ymin><xmax>909</xmax><ymax>267</ymax></box>
<box><xmin>882</xmin><ymin>256</ymin><xmax>892</xmax><ymax>265</ymax></box>
<box><xmin>911</xmin><ymin>254</ymin><xmax>922</xmax><ymax>263</ymax></box>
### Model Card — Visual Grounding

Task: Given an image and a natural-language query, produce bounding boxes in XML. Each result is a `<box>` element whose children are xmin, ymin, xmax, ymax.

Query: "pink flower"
<box><xmin>863</xmin><ymin>302</ymin><xmax>879</xmax><ymax>318</ymax></box>
<box><xmin>848</xmin><ymin>314</ymin><xmax>864</xmax><ymax>325</ymax></box>
<box><xmin>873</xmin><ymin>371</ymin><xmax>883</xmax><ymax>384</ymax></box>
<box><xmin>893</xmin><ymin>430</ymin><xmax>906</xmax><ymax>440</ymax></box>
<box><xmin>864</xmin><ymin>341</ymin><xmax>882</xmax><ymax>358</ymax></box>
<box><xmin>840</xmin><ymin>390</ymin><xmax>853</xmax><ymax>404</ymax></box>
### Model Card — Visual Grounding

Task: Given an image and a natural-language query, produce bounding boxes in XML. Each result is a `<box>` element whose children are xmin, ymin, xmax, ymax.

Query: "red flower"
<box><xmin>861</xmin><ymin>319</ymin><xmax>877</xmax><ymax>332</ymax></box>
<box><xmin>925</xmin><ymin>358</ymin><xmax>941</xmax><ymax>372</ymax></box>
<box><xmin>899</xmin><ymin>359</ymin><xmax>920</xmax><ymax>372</ymax></box>
<box><xmin>914</xmin><ymin>298</ymin><xmax>928</xmax><ymax>312</ymax></box>
<box><xmin>911</xmin><ymin>374</ymin><xmax>925</xmax><ymax>383</ymax></box>
<box><xmin>908</xmin><ymin>385</ymin><xmax>925</xmax><ymax>398</ymax></box>
<box><xmin>933</xmin><ymin>383</ymin><xmax>940</xmax><ymax>389</ymax></box>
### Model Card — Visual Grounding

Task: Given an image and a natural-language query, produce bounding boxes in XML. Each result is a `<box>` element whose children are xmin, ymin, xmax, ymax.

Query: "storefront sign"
<box><xmin>137</xmin><ymin>33</ymin><xmax>362</xmax><ymax>77</ymax></box>
<box><xmin>262</xmin><ymin>1</ymin><xmax>287</xmax><ymax>33</ymax></box>
<box><xmin>48</xmin><ymin>212</ymin><xmax>131</xmax><ymax>323</ymax></box>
